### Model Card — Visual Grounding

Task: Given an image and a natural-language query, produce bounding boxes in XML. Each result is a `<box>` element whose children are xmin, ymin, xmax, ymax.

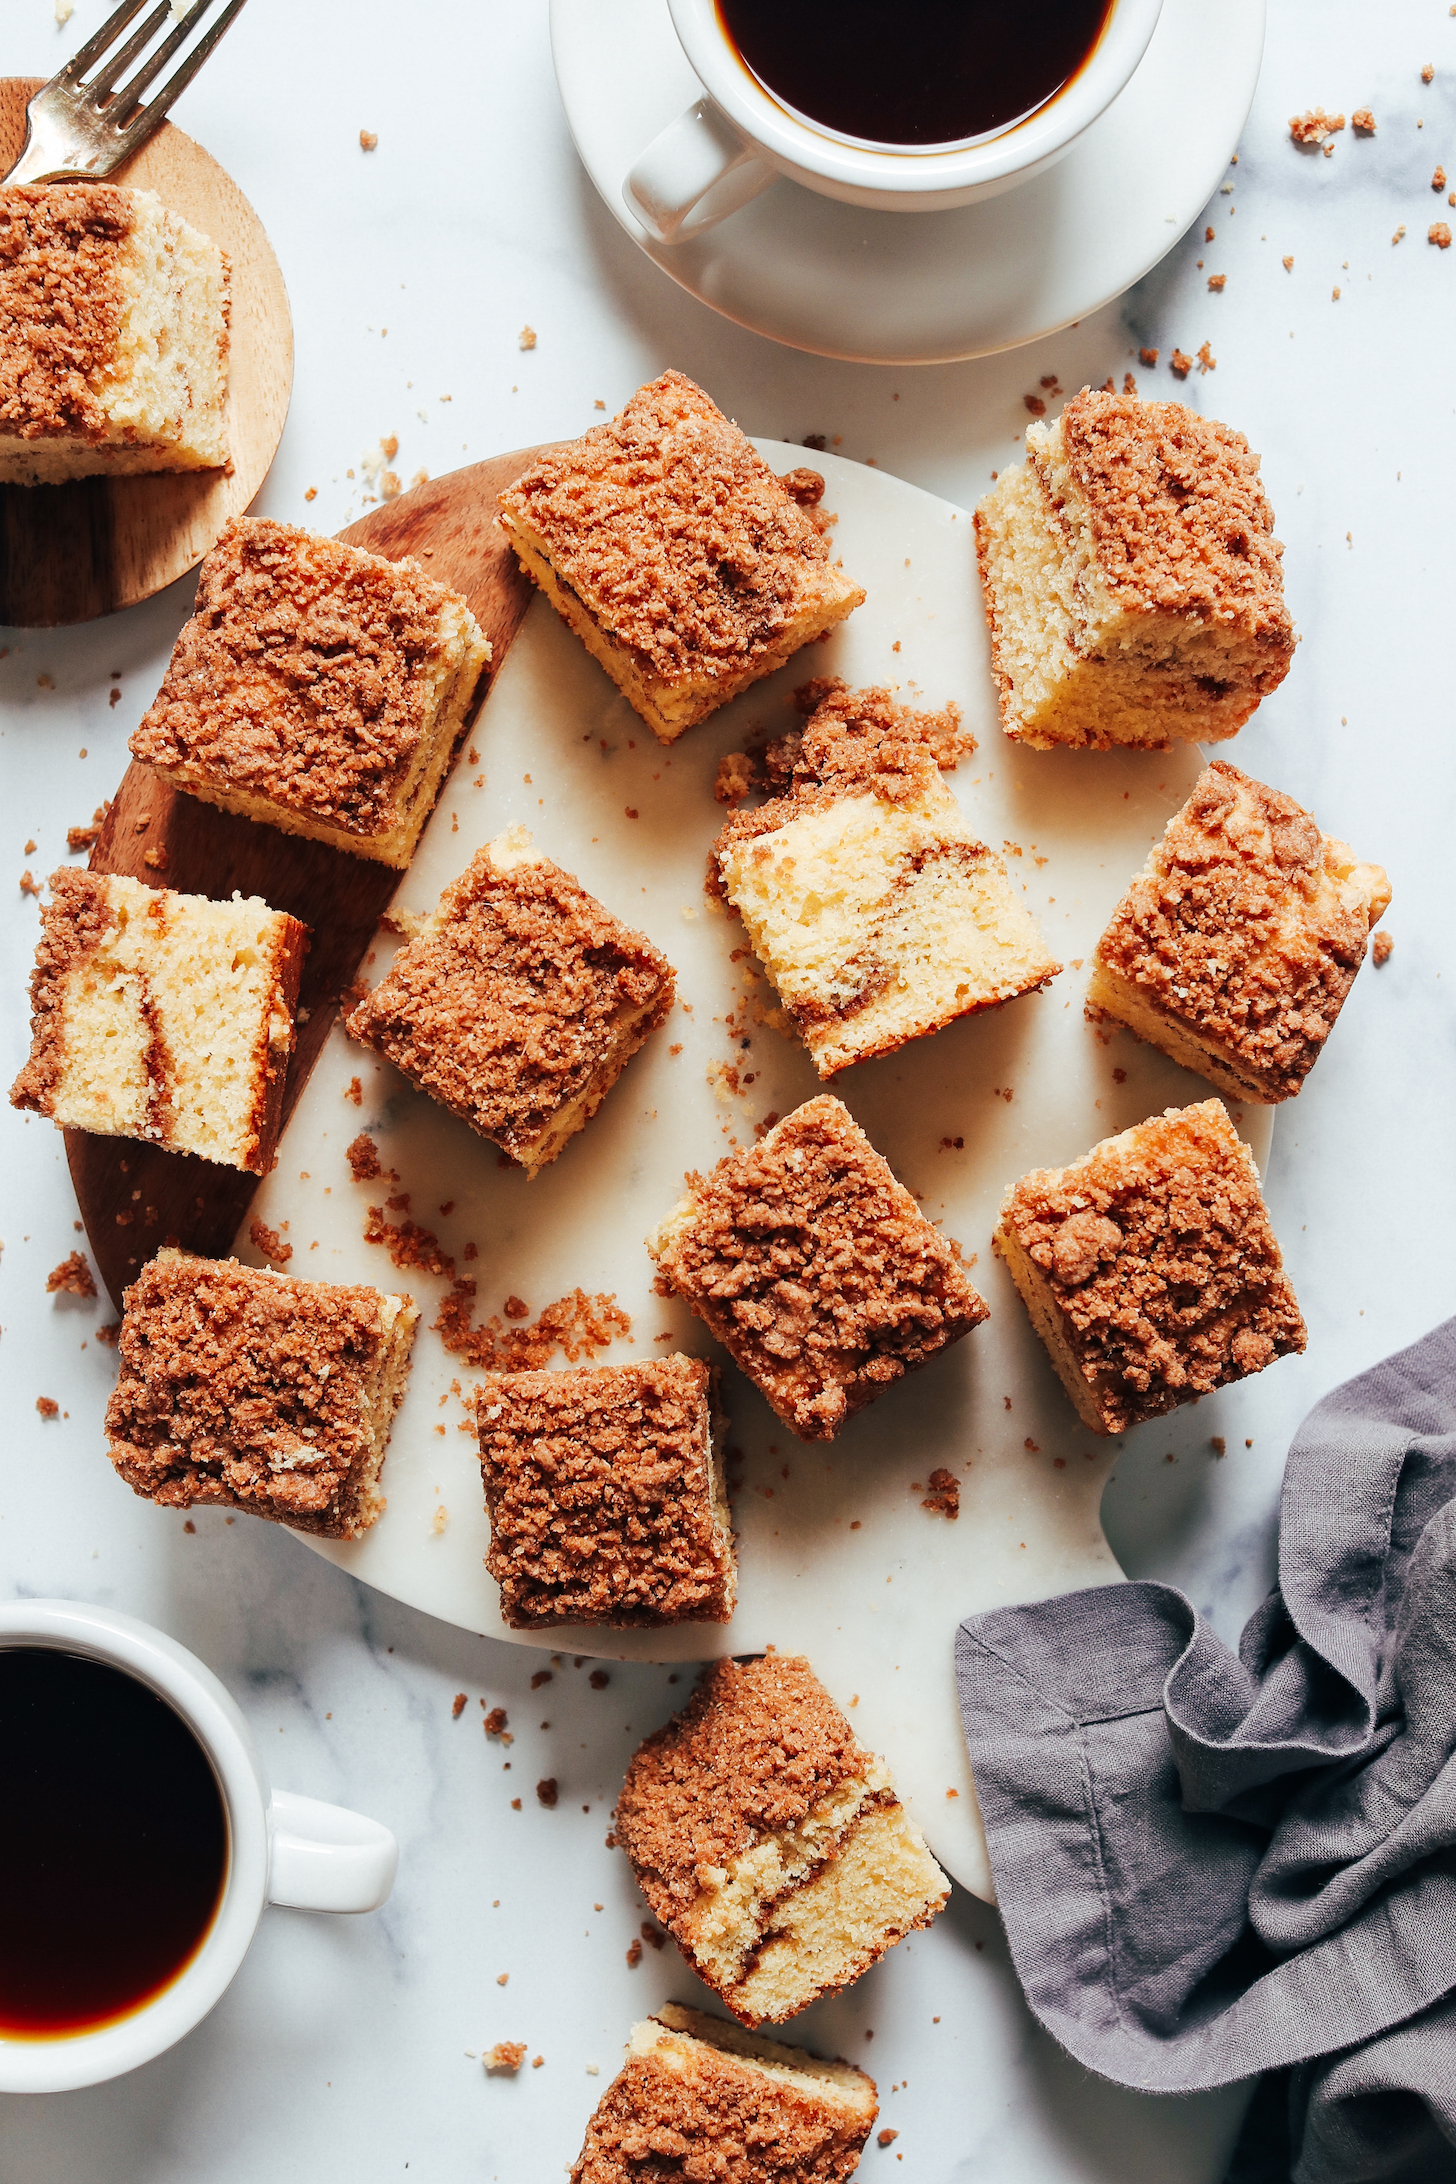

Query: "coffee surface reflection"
<box><xmin>0</xmin><ymin>1648</ymin><xmax>228</xmax><ymax>2037</ymax></box>
<box><xmin>716</xmin><ymin>0</ymin><xmax>1116</xmax><ymax>149</ymax></box>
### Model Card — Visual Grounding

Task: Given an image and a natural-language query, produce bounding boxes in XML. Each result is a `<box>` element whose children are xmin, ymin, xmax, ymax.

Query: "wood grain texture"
<box><xmin>63</xmin><ymin>451</ymin><xmax>549</xmax><ymax>1308</ymax></box>
<box><xmin>0</xmin><ymin>77</ymin><xmax>292</xmax><ymax>628</ymax></box>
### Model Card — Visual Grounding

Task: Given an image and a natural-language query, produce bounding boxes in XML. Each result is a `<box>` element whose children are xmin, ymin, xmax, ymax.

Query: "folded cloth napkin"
<box><xmin>955</xmin><ymin>1319</ymin><xmax>1456</xmax><ymax>2184</ymax></box>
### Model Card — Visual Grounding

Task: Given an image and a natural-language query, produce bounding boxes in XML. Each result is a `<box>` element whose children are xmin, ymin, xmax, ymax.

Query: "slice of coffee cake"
<box><xmin>615</xmin><ymin>1656</ymin><xmax>948</xmax><ymax>2027</ymax></box>
<box><xmin>0</xmin><ymin>182</ymin><xmax>228</xmax><ymax>483</ymax></box>
<box><xmin>995</xmin><ymin>1099</ymin><xmax>1306</xmax><ymax>1435</ymax></box>
<box><xmin>9</xmin><ymin>868</ymin><xmax>305</xmax><ymax>1175</ymax></box>
<box><xmin>1088</xmin><ymin>759</ymin><xmax>1391</xmax><ymax>1102</ymax></box>
<box><xmin>714</xmin><ymin>680</ymin><xmax>1058</xmax><ymax>1074</ymax></box>
<box><xmin>497</xmin><ymin>372</ymin><xmax>864</xmax><ymax>743</ymax></box>
<box><xmin>346</xmin><ymin>825</ymin><xmax>675</xmax><ymax>1174</ymax></box>
<box><xmin>130</xmin><ymin>517</ymin><xmax>490</xmax><ymax>869</ymax></box>
<box><xmin>478</xmin><ymin>1356</ymin><xmax>735</xmax><ymax>1628</ymax></box>
<box><xmin>105</xmin><ymin>1249</ymin><xmax>418</xmax><ymax>1538</ymax></box>
<box><xmin>975</xmin><ymin>388</ymin><xmax>1295</xmax><ymax>749</ymax></box>
<box><xmin>571</xmin><ymin>2005</ymin><xmax>877</xmax><ymax>2184</ymax></box>
<box><xmin>647</xmin><ymin>1095</ymin><xmax>987</xmax><ymax>1442</ymax></box>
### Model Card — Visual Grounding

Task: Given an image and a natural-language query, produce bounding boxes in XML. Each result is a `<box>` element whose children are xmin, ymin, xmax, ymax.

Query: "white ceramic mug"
<box><xmin>0</xmin><ymin>1599</ymin><xmax>398</xmax><ymax>2094</ymax></box>
<box><xmin>626</xmin><ymin>0</ymin><xmax>1165</xmax><ymax>240</ymax></box>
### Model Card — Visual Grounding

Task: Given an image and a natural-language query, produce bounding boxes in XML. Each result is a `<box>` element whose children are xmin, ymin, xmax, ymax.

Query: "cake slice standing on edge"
<box><xmin>477</xmin><ymin>1355</ymin><xmax>735</xmax><ymax>1628</ymax></box>
<box><xmin>9</xmin><ymin>868</ymin><xmax>306</xmax><ymax>1176</ymax></box>
<box><xmin>346</xmin><ymin>824</ymin><xmax>675</xmax><ymax>1175</ymax></box>
<box><xmin>104</xmin><ymin>1249</ymin><xmax>419</xmax><ymax>1538</ymax></box>
<box><xmin>614</xmin><ymin>1655</ymin><xmax>948</xmax><ymax>2028</ymax></box>
<box><xmin>1088</xmin><ymin>759</ymin><xmax>1391</xmax><ymax>1103</ymax></box>
<box><xmin>974</xmin><ymin>388</ymin><xmax>1295</xmax><ymax>749</ymax></box>
<box><xmin>713</xmin><ymin>679</ymin><xmax>1059</xmax><ymax>1075</ymax></box>
<box><xmin>647</xmin><ymin>1095</ymin><xmax>987</xmax><ymax>1442</ymax></box>
<box><xmin>995</xmin><ymin>1099</ymin><xmax>1306</xmax><ymax>1436</ymax></box>
<box><xmin>571</xmin><ymin>2004</ymin><xmax>878</xmax><ymax>2184</ymax></box>
<box><xmin>130</xmin><ymin>517</ymin><xmax>491</xmax><ymax>870</ymax></box>
<box><xmin>497</xmin><ymin>372</ymin><xmax>865</xmax><ymax>743</ymax></box>
<box><xmin>0</xmin><ymin>183</ymin><xmax>229</xmax><ymax>484</ymax></box>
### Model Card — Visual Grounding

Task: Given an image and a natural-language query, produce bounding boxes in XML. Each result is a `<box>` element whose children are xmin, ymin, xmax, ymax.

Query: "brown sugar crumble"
<box><xmin>35</xmin><ymin>1396</ymin><xmax>60</xmax><ymax>1418</ymax></box>
<box><xmin>1139</xmin><ymin>346</ymin><xmax>1159</xmax><ymax>366</ymax></box>
<box><xmin>451</xmin><ymin>1692</ymin><xmax>468</xmax><ymax>1719</ymax></box>
<box><xmin>1372</xmin><ymin>930</ymin><xmax>1394</xmax><ymax>965</ymax></box>
<box><xmin>479</xmin><ymin>1357</ymin><xmax>733</xmax><ymax>1628</ymax></box>
<box><xmin>1289</xmin><ymin>109</ymin><xmax>1346</xmax><ymax>149</ymax></box>
<box><xmin>625</xmin><ymin>1939</ymin><xmax>643</xmax><ymax>1969</ymax></box>
<box><xmin>485</xmin><ymin>2042</ymin><xmax>526</xmax><ymax>2075</ymax></box>
<box><xmin>46</xmin><ymin>1250</ymin><xmax>96</xmax><ymax>1298</ymax></box>
<box><xmin>648</xmin><ymin>1096</ymin><xmax>986</xmax><ymax>1443</ymax></box>
<box><xmin>536</xmin><ymin>1777</ymin><xmax>559</xmax><ymax>1808</ymax></box>
<box><xmin>1351</xmin><ymin>107</ymin><xmax>1376</xmax><ymax>133</ymax></box>
<box><xmin>345</xmin><ymin>1075</ymin><xmax>363</xmax><ymax>1106</ymax></box>
<box><xmin>346</xmin><ymin>1131</ymin><xmax>384</xmax><ymax>1181</ymax></box>
<box><xmin>920</xmin><ymin>1467</ymin><xmax>960</xmax><ymax>1519</ymax></box>
<box><xmin>1431</xmin><ymin>224</ymin><xmax>1452</xmax><ymax>248</ymax></box>
<box><xmin>248</xmin><ymin>1219</ymin><xmax>293</xmax><ymax>1268</ymax></box>
<box><xmin>1169</xmin><ymin>349</ymin><xmax>1193</xmax><ymax>377</ymax></box>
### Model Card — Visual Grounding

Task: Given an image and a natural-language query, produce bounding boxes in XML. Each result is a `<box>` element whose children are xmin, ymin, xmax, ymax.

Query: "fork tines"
<box><xmin>59</xmin><ymin>0</ymin><xmax>249</xmax><ymax>146</ymax></box>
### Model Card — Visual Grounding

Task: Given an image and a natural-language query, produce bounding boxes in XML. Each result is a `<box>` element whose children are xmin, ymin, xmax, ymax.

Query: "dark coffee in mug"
<box><xmin>0</xmin><ymin>1648</ymin><xmax>228</xmax><ymax>2037</ymax></box>
<box><xmin>716</xmin><ymin>0</ymin><xmax>1116</xmax><ymax>150</ymax></box>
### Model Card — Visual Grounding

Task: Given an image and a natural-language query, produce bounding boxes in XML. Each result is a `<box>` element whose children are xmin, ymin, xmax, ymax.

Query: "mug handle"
<box><xmin>267</xmin><ymin>1788</ymin><xmax>399</xmax><ymax>1914</ymax></box>
<box><xmin>624</xmin><ymin>96</ymin><xmax>777</xmax><ymax>243</ymax></box>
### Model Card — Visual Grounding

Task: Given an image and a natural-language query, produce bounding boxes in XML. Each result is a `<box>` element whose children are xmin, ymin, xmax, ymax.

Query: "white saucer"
<box><xmin>550</xmin><ymin>0</ymin><xmax>1266</xmax><ymax>365</ymax></box>
<box><xmin>242</xmin><ymin>449</ymin><xmax>1273</xmax><ymax>1899</ymax></box>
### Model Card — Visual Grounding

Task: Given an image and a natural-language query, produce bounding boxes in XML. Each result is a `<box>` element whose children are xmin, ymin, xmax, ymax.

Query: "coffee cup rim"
<box><xmin>666</xmin><ymin>0</ymin><xmax>1166</xmax><ymax>197</ymax></box>
<box><xmin>0</xmin><ymin>1600</ymin><xmax>270</xmax><ymax>2094</ymax></box>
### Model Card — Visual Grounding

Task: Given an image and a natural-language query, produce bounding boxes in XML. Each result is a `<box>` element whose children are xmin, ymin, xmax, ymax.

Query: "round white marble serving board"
<box><xmin>549</xmin><ymin>0</ymin><xmax>1266</xmax><ymax>366</ymax></box>
<box><xmin>239</xmin><ymin>446</ymin><xmax>1272</xmax><ymax>1901</ymax></box>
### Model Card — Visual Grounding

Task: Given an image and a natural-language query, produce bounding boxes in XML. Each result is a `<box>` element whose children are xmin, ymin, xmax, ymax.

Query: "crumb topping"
<box><xmin>346</xmin><ymin>842</ymin><xmax>674</xmax><ymax>1159</ymax></box>
<box><xmin>499</xmin><ymin>372</ymin><xmax>838</xmax><ymax>681</ymax></box>
<box><xmin>46</xmin><ymin>1250</ymin><xmax>96</xmax><ymax>1298</ymax></box>
<box><xmin>615</xmin><ymin>1657</ymin><xmax>867</xmax><ymax>1920</ymax></box>
<box><xmin>650</xmin><ymin>1097</ymin><xmax>986</xmax><ymax>1441</ymax></box>
<box><xmin>478</xmin><ymin>1357</ymin><xmax>729</xmax><ymax>1626</ymax></box>
<box><xmin>1053</xmin><ymin>390</ymin><xmax>1293</xmax><ymax>660</ymax></box>
<box><xmin>998</xmin><ymin>1101</ymin><xmax>1305</xmax><ymax>1433</ymax></box>
<box><xmin>710</xmin><ymin>680</ymin><xmax>973</xmax><ymax>897</ymax></box>
<box><xmin>1096</xmin><ymin>761</ymin><xmax>1387</xmax><ymax>1097</ymax></box>
<box><xmin>104</xmin><ymin>1252</ymin><xmax>408</xmax><ymax>1532</ymax></box>
<box><xmin>130</xmin><ymin>518</ymin><xmax>479</xmax><ymax>838</ymax></box>
<box><xmin>573</xmin><ymin>2037</ymin><xmax>868</xmax><ymax>2183</ymax></box>
<box><xmin>0</xmin><ymin>184</ymin><xmax>133</xmax><ymax>443</ymax></box>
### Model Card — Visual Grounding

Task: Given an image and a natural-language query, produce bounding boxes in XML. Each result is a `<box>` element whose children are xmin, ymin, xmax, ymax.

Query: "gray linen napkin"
<box><xmin>955</xmin><ymin>1319</ymin><xmax>1456</xmax><ymax>2184</ymax></box>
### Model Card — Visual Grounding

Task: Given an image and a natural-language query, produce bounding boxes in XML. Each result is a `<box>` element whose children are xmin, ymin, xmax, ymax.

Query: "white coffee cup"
<box><xmin>626</xmin><ymin>0</ymin><xmax>1165</xmax><ymax>240</ymax></box>
<box><xmin>0</xmin><ymin>1599</ymin><xmax>399</xmax><ymax>2094</ymax></box>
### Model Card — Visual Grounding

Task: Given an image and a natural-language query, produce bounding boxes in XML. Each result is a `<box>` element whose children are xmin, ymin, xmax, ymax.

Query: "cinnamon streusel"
<box><xmin>497</xmin><ymin>373</ymin><xmax>864</xmax><ymax>743</ymax></box>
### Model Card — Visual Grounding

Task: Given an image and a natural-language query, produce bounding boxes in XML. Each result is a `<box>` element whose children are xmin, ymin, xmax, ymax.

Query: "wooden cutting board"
<box><xmin>0</xmin><ymin>77</ymin><xmax>293</xmax><ymax>628</ymax></box>
<box><xmin>67</xmin><ymin>453</ymin><xmax>548</xmax><ymax>1310</ymax></box>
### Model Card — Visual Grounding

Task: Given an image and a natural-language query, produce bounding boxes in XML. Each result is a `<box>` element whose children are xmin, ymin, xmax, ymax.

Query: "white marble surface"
<box><xmin>2</xmin><ymin>2</ymin><xmax>1453</xmax><ymax>2177</ymax></box>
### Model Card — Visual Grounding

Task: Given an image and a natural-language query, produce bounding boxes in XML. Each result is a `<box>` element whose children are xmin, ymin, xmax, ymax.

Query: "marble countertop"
<box><xmin>2</xmin><ymin>2</ymin><xmax>1453</xmax><ymax>2177</ymax></box>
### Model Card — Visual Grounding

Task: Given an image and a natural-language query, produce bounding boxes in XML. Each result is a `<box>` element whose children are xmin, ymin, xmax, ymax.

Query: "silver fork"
<box><xmin>4</xmin><ymin>0</ymin><xmax>251</xmax><ymax>188</ymax></box>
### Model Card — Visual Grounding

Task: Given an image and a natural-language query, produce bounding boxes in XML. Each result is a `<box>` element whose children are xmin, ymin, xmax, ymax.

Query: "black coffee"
<box><xmin>0</xmin><ymin>1647</ymin><xmax>228</xmax><ymax>2037</ymax></box>
<box><xmin>717</xmin><ymin>0</ymin><xmax>1115</xmax><ymax>149</ymax></box>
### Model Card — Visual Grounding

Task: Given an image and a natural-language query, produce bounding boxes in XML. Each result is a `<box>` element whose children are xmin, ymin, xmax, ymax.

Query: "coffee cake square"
<box><xmin>1088</xmin><ymin>760</ymin><xmax>1391</xmax><ymax>1103</ymax></box>
<box><xmin>345</xmin><ymin>825</ymin><xmax>675</xmax><ymax>1175</ymax></box>
<box><xmin>477</xmin><ymin>1355</ymin><xmax>734</xmax><ymax>1628</ymax></box>
<box><xmin>614</xmin><ymin>1656</ymin><xmax>948</xmax><ymax>2027</ymax></box>
<box><xmin>9</xmin><ymin>868</ymin><xmax>305</xmax><ymax>1175</ymax></box>
<box><xmin>497</xmin><ymin>372</ymin><xmax>864</xmax><ymax>744</ymax></box>
<box><xmin>713</xmin><ymin>680</ymin><xmax>1058</xmax><ymax>1075</ymax></box>
<box><xmin>130</xmin><ymin>517</ymin><xmax>490</xmax><ymax>869</ymax></box>
<box><xmin>571</xmin><ymin>2005</ymin><xmax>878</xmax><ymax>2184</ymax></box>
<box><xmin>104</xmin><ymin>1249</ymin><xmax>418</xmax><ymax>1538</ymax></box>
<box><xmin>0</xmin><ymin>182</ymin><xmax>229</xmax><ymax>484</ymax></box>
<box><xmin>995</xmin><ymin>1099</ymin><xmax>1305</xmax><ymax>1436</ymax></box>
<box><xmin>975</xmin><ymin>389</ymin><xmax>1295</xmax><ymax>749</ymax></box>
<box><xmin>646</xmin><ymin>1095</ymin><xmax>987</xmax><ymax>1442</ymax></box>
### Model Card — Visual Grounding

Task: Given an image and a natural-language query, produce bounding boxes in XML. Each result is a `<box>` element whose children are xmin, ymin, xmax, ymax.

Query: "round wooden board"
<box><xmin>0</xmin><ymin>78</ymin><xmax>293</xmax><ymax>628</ymax></box>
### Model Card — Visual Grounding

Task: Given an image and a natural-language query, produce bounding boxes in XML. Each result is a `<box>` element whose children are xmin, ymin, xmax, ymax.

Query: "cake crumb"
<box><xmin>920</xmin><ymin>1467</ymin><xmax>960</xmax><ymax>1519</ymax></box>
<box><xmin>1197</xmin><ymin>341</ymin><xmax>1216</xmax><ymax>372</ymax></box>
<box><xmin>1138</xmin><ymin>346</ymin><xmax>1159</xmax><ymax>366</ymax></box>
<box><xmin>484</xmin><ymin>1707</ymin><xmax>512</xmax><ymax>1742</ymax></box>
<box><xmin>1023</xmin><ymin>393</ymin><xmax>1047</xmax><ymax>416</ymax></box>
<box><xmin>1372</xmin><ymin>930</ymin><xmax>1393</xmax><ymax>964</ymax></box>
<box><xmin>485</xmin><ymin>2042</ymin><xmax>526</xmax><ymax>2075</ymax></box>
<box><xmin>1434</xmin><ymin>167</ymin><xmax>1448</xmax><ymax>191</ymax></box>
<box><xmin>1170</xmin><ymin>348</ymin><xmax>1192</xmax><ymax>377</ymax></box>
<box><xmin>248</xmin><ymin>1219</ymin><xmax>292</xmax><ymax>1268</ymax></box>
<box><xmin>1393</xmin><ymin>226</ymin><xmax>1406</xmax><ymax>244</ymax></box>
<box><xmin>1208</xmin><ymin>273</ymin><xmax>1226</xmax><ymax>291</ymax></box>
<box><xmin>625</xmin><ymin>1939</ymin><xmax>643</xmax><ymax>1969</ymax></box>
<box><xmin>714</xmin><ymin>750</ymin><xmax>757</xmax><ymax>805</ymax></box>
<box><xmin>359</xmin><ymin>129</ymin><xmax>378</xmax><ymax>150</ymax></box>
<box><xmin>1430</xmin><ymin>223</ymin><xmax>1452</xmax><ymax>248</ymax></box>
<box><xmin>36</xmin><ymin>1397</ymin><xmax>59</xmax><ymax>1417</ymax></box>
<box><xmin>304</xmin><ymin>486</ymin><xmax>317</xmax><ymax>501</ymax></box>
<box><xmin>1351</xmin><ymin>107</ymin><xmax>1376</xmax><ymax>133</ymax></box>
<box><xmin>96</xmin><ymin>1321</ymin><xmax>121</xmax><ymax>1347</ymax></box>
<box><xmin>19</xmin><ymin>870</ymin><xmax>39</xmax><ymax>895</ymax></box>
<box><xmin>452</xmin><ymin>1692</ymin><xmax>467</xmax><ymax>1718</ymax></box>
<box><xmin>879</xmin><ymin>2130</ymin><xmax>900</xmax><ymax>2148</ymax></box>
<box><xmin>536</xmin><ymin>1777</ymin><xmax>558</xmax><ymax>1808</ymax></box>
<box><xmin>531</xmin><ymin>1670</ymin><xmax>552</xmax><ymax>1690</ymax></box>
<box><xmin>1289</xmin><ymin>109</ymin><xmax>1345</xmax><ymax>148</ymax></box>
<box><xmin>589</xmin><ymin>1669</ymin><xmax>610</xmax><ymax>1689</ymax></box>
<box><xmin>431</xmin><ymin>1504</ymin><xmax>449</xmax><ymax>1534</ymax></box>
<box><xmin>1421</xmin><ymin>63</ymin><xmax>1434</xmax><ymax>84</ymax></box>
<box><xmin>346</xmin><ymin>1132</ymin><xmax>384</xmax><ymax>1181</ymax></box>
<box><xmin>1283</xmin><ymin>254</ymin><xmax>1295</xmax><ymax>270</ymax></box>
<box><xmin>346</xmin><ymin>1076</ymin><xmax>363</xmax><ymax>1106</ymax></box>
<box><xmin>532</xmin><ymin>2055</ymin><xmax>543</xmax><ymax>2069</ymax></box>
<box><xmin>1210</xmin><ymin>1437</ymin><xmax>1227</xmax><ymax>1456</ymax></box>
<box><xmin>46</xmin><ymin>1250</ymin><xmax>95</xmax><ymax>1298</ymax></box>
<box><xmin>519</xmin><ymin>325</ymin><xmax>537</xmax><ymax>351</ymax></box>
<box><xmin>496</xmin><ymin>1973</ymin><xmax>509</xmax><ymax>1987</ymax></box>
<box><xmin>640</xmin><ymin>1921</ymin><xmax>666</xmax><ymax>1950</ymax></box>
